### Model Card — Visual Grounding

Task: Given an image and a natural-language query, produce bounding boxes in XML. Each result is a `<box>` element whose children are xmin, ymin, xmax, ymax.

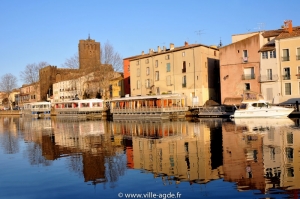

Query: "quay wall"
<box><xmin>0</xmin><ymin>110</ymin><xmax>21</xmax><ymax>115</ymax></box>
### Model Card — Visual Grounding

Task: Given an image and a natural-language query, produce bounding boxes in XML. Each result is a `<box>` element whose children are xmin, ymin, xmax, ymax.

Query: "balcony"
<box><xmin>282</xmin><ymin>75</ymin><xmax>291</xmax><ymax>80</ymax></box>
<box><xmin>242</xmin><ymin>74</ymin><xmax>255</xmax><ymax>80</ymax></box>
<box><xmin>282</xmin><ymin>56</ymin><xmax>290</xmax><ymax>61</ymax></box>
<box><xmin>259</xmin><ymin>74</ymin><xmax>279</xmax><ymax>82</ymax></box>
<box><xmin>242</xmin><ymin>57</ymin><xmax>248</xmax><ymax>63</ymax></box>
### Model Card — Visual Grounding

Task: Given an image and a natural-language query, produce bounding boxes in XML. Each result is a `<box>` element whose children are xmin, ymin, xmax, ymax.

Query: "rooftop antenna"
<box><xmin>218</xmin><ymin>37</ymin><xmax>223</xmax><ymax>48</ymax></box>
<box><xmin>255</xmin><ymin>23</ymin><xmax>265</xmax><ymax>32</ymax></box>
<box><xmin>195</xmin><ymin>30</ymin><xmax>205</xmax><ymax>44</ymax></box>
<box><xmin>88</xmin><ymin>33</ymin><xmax>91</xmax><ymax>40</ymax></box>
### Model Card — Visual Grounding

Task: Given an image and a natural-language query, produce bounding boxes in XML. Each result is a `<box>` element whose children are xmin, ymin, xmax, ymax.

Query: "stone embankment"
<box><xmin>0</xmin><ymin>110</ymin><xmax>21</xmax><ymax>115</ymax></box>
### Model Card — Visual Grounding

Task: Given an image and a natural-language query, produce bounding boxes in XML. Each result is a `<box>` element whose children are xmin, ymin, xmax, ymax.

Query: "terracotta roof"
<box><xmin>223</xmin><ymin>97</ymin><xmax>242</xmax><ymax>105</ymax></box>
<box><xmin>258</xmin><ymin>39</ymin><xmax>275</xmax><ymax>52</ymax></box>
<box><xmin>125</xmin><ymin>43</ymin><xmax>219</xmax><ymax>61</ymax></box>
<box><xmin>262</xmin><ymin>26</ymin><xmax>300</xmax><ymax>38</ymax></box>
<box><xmin>275</xmin><ymin>29</ymin><xmax>300</xmax><ymax>40</ymax></box>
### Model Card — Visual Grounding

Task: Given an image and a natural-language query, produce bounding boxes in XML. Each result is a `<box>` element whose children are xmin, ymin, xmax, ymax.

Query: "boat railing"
<box><xmin>23</xmin><ymin>107</ymin><xmax>51</xmax><ymax>112</ymax></box>
<box><xmin>111</xmin><ymin>106</ymin><xmax>188</xmax><ymax>113</ymax></box>
<box><xmin>56</xmin><ymin>107</ymin><xmax>105</xmax><ymax>112</ymax></box>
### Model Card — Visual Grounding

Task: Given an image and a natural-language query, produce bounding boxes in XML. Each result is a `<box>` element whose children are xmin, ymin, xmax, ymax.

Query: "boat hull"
<box><xmin>233</xmin><ymin>107</ymin><xmax>294</xmax><ymax>118</ymax></box>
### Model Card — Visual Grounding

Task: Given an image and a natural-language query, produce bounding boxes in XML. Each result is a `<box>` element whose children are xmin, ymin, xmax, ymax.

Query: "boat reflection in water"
<box><xmin>223</xmin><ymin>117</ymin><xmax>300</xmax><ymax>194</ymax></box>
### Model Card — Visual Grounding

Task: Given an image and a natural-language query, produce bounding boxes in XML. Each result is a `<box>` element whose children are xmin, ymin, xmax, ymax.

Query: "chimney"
<box><xmin>184</xmin><ymin>41</ymin><xmax>189</xmax><ymax>46</ymax></box>
<box><xmin>170</xmin><ymin>43</ymin><xmax>174</xmax><ymax>50</ymax></box>
<box><xmin>157</xmin><ymin>46</ymin><xmax>161</xmax><ymax>53</ymax></box>
<box><xmin>284</xmin><ymin>20</ymin><xmax>293</xmax><ymax>33</ymax></box>
<box><xmin>141</xmin><ymin>51</ymin><xmax>144</xmax><ymax>55</ymax></box>
<box><xmin>149</xmin><ymin>49</ymin><xmax>153</xmax><ymax>54</ymax></box>
<box><xmin>163</xmin><ymin>46</ymin><xmax>166</xmax><ymax>51</ymax></box>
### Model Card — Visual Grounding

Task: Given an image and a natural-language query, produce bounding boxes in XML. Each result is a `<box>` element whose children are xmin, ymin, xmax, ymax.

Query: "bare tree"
<box><xmin>101</xmin><ymin>40</ymin><xmax>123</xmax><ymax>72</ymax></box>
<box><xmin>61</xmin><ymin>54</ymin><xmax>79</xmax><ymax>69</ymax></box>
<box><xmin>0</xmin><ymin>73</ymin><xmax>18</xmax><ymax>108</ymax></box>
<box><xmin>20</xmin><ymin>62</ymin><xmax>49</xmax><ymax>84</ymax></box>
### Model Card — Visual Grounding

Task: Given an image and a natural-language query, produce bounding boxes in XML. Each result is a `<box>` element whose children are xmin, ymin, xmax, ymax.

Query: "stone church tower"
<box><xmin>78</xmin><ymin>35</ymin><xmax>101</xmax><ymax>69</ymax></box>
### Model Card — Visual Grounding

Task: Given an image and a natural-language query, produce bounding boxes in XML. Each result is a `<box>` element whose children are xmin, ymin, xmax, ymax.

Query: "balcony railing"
<box><xmin>282</xmin><ymin>75</ymin><xmax>291</xmax><ymax>80</ymax></box>
<box><xmin>282</xmin><ymin>56</ymin><xmax>290</xmax><ymax>61</ymax></box>
<box><xmin>242</xmin><ymin>74</ymin><xmax>255</xmax><ymax>80</ymax></box>
<box><xmin>259</xmin><ymin>74</ymin><xmax>279</xmax><ymax>82</ymax></box>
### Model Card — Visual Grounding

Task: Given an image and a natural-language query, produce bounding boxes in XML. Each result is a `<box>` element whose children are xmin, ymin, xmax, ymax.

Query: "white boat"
<box><xmin>233</xmin><ymin>91</ymin><xmax>294</xmax><ymax>118</ymax></box>
<box><xmin>22</xmin><ymin>101</ymin><xmax>51</xmax><ymax>118</ymax></box>
<box><xmin>53</xmin><ymin>99</ymin><xmax>105</xmax><ymax>120</ymax></box>
<box><xmin>109</xmin><ymin>94</ymin><xmax>188</xmax><ymax>120</ymax></box>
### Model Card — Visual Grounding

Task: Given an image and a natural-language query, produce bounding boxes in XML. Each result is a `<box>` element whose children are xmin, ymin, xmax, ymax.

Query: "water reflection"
<box><xmin>1</xmin><ymin>116</ymin><xmax>300</xmax><ymax>197</ymax></box>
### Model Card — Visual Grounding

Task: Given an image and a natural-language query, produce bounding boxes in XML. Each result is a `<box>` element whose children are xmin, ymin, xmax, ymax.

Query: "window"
<box><xmin>182</xmin><ymin>52</ymin><xmax>185</xmax><ymax>57</ymax></box>
<box><xmin>155</xmin><ymin>71</ymin><xmax>159</xmax><ymax>81</ymax></box>
<box><xmin>136</xmin><ymin>60</ymin><xmax>140</xmax><ymax>65</ymax></box>
<box><xmin>166</xmin><ymin>63</ymin><xmax>171</xmax><ymax>72</ymax></box>
<box><xmin>262</xmin><ymin>51</ymin><xmax>268</xmax><ymax>59</ymax></box>
<box><xmin>165</xmin><ymin>55</ymin><xmax>170</xmax><ymax>60</ymax></box>
<box><xmin>245</xmin><ymin>83</ymin><xmax>250</xmax><ymax>90</ymax></box>
<box><xmin>166</xmin><ymin>76</ymin><xmax>171</xmax><ymax>86</ymax></box>
<box><xmin>137</xmin><ymin>68</ymin><xmax>140</xmax><ymax>77</ymax></box>
<box><xmin>182</xmin><ymin>61</ymin><xmax>186</xmax><ymax>73</ymax></box>
<box><xmin>282</xmin><ymin>49</ymin><xmax>290</xmax><ymax>61</ymax></box>
<box><xmin>243</xmin><ymin>50</ymin><xmax>248</xmax><ymax>58</ymax></box>
<box><xmin>145</xmin><ymin>59</ymin><xmax>149</xmax><ymax>64</ymax></box>
<box><xmin>146</xmin><ymin>67</ymin><xmax>150</xmax><ymax>75</ymax></box>
<box><xmin>296</xmin><ymin>47</ymin><xmax>300</xmax><ymax>60</ymax></box>
<box><xmin>283</xmin><ymin>68</ymin><xmax>290</xmax><ymax>80</ymax></box>
<box><xmin>182</xmin><ymin>76</ymin><xmax>186</xmax><ymax>88</ymax></box>
<box><xmin>243</xmin><ymin>50</ymin><xmax>248</xmax><ymax>62</ymax></box>
<box><xmin>156</xmin><ymin>87</ymin><xmax>160</xmax><ymax>95</ymax></box>
<box><xmin>127</xmin><ymin>65</ymin><xmax>130</xmax><ymax>72</ymax></box>
<box><xmin>267</xmin><ymin>69</ymin><xmax>272</xmax><ymax>80</ymax></box>
<box><xmin>243</xmin><ymin>67</ymin><xmax>255</xmax><ymax>80</ymax></box>
<box><xmin>145</xmin><ymin>79</ymin><xmax>151</xmax><ymax>88</ymax></box>
<box><xmin>155</xmin><ymin>60</ymin><xmax>158</xmax><ymax>67</ymax></box>
<box><xmin>285</xmin><ymin>83</ymin><xmax>291</xmax><ymax>95</ymax></box>
<box><xmin>137</xmin><ymin>80</ymin><xmax>140</xmax><ymax>89</ymax></box>
<box><xmin>270</xmin><ymin>51</ymin><xmax>276</xmax><ymax>58</ymax></box>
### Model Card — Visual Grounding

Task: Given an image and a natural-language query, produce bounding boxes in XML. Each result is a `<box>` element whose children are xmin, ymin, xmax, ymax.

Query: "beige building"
<box><xmin>109</xmin><ymin>73</ymin><xmax>124</xmax><ymax>99</ymax></box>
<box><xmin>259</xmin><ymin>20</ymin><xmax>300</xmax><ymax>104</ymax></box>
<box><xmin>19</xmin><ymin>83</ymin><xmax>40</xmax><ymax>107</ymax></box>
<box><xmin>127</xmin><ymin>42</ymin><xmax>220</xmax><ymax>106</ymax></box>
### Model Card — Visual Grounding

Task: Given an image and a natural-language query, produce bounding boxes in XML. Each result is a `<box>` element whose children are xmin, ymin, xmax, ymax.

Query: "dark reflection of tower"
<box><xmin>82</xmin><ymin>153</ymin><xmax>106</xmax><ymax>184</ymax></box>
<box><xmin>123</xmin><ymin>138</ymin><xmax>134</xmax><ymax>169</ymax></box>
<box><xmin>210</xmin><ymin>123</ymin><xmax>223</xmax><ymax>170</ymax></box>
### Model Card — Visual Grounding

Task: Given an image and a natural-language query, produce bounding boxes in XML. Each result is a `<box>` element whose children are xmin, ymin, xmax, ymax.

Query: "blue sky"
<box><xmin>1</xmin><ymin>0</ymin><xmax>299</xmax><ymax>87</ymax></box>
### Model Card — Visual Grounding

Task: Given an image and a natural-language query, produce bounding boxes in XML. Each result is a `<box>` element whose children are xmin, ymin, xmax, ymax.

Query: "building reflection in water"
<box><xmin>2</xmin><ymin>116</ymin><xmax>300</xmax><ymax>195</ymax></box>
<box><xmin>223</xmin><ymin>117</ymin><xmax>300</xmax><ymax>195</ymax></box>
<box><xmin>110</xmin><ymin>119</ymin><xmax>224</xmax><ymax>185</ymax></box>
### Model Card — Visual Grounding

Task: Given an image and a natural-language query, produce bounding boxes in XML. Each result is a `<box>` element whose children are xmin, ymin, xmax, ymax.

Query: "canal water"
<box><xmin>0</xmin><ymin>116</ymin><xmax>300</xmax><ymax>199</ymax></box>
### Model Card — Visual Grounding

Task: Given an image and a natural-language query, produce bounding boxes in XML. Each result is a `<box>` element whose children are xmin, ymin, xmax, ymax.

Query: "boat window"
<box><xmin>240</xmin><ymin>103</ymin><xmax>247</xmax><ymax>109</ymax></box>
<box><xmin>252</xmin><ymin>103</ymin><xmax>258</xmax><ymax>107</ymax></box>
<box><xmin>82</xmin><ymin>103</ymin><xmax>89</xmax><ymax>107</ymax></box>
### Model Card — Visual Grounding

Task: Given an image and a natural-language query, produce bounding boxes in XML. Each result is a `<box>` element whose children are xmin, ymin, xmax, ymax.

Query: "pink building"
<box><xmin>219</xmin><ymin>34</ymin><xmax>261</xmax><ymax>104</ymax></box>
